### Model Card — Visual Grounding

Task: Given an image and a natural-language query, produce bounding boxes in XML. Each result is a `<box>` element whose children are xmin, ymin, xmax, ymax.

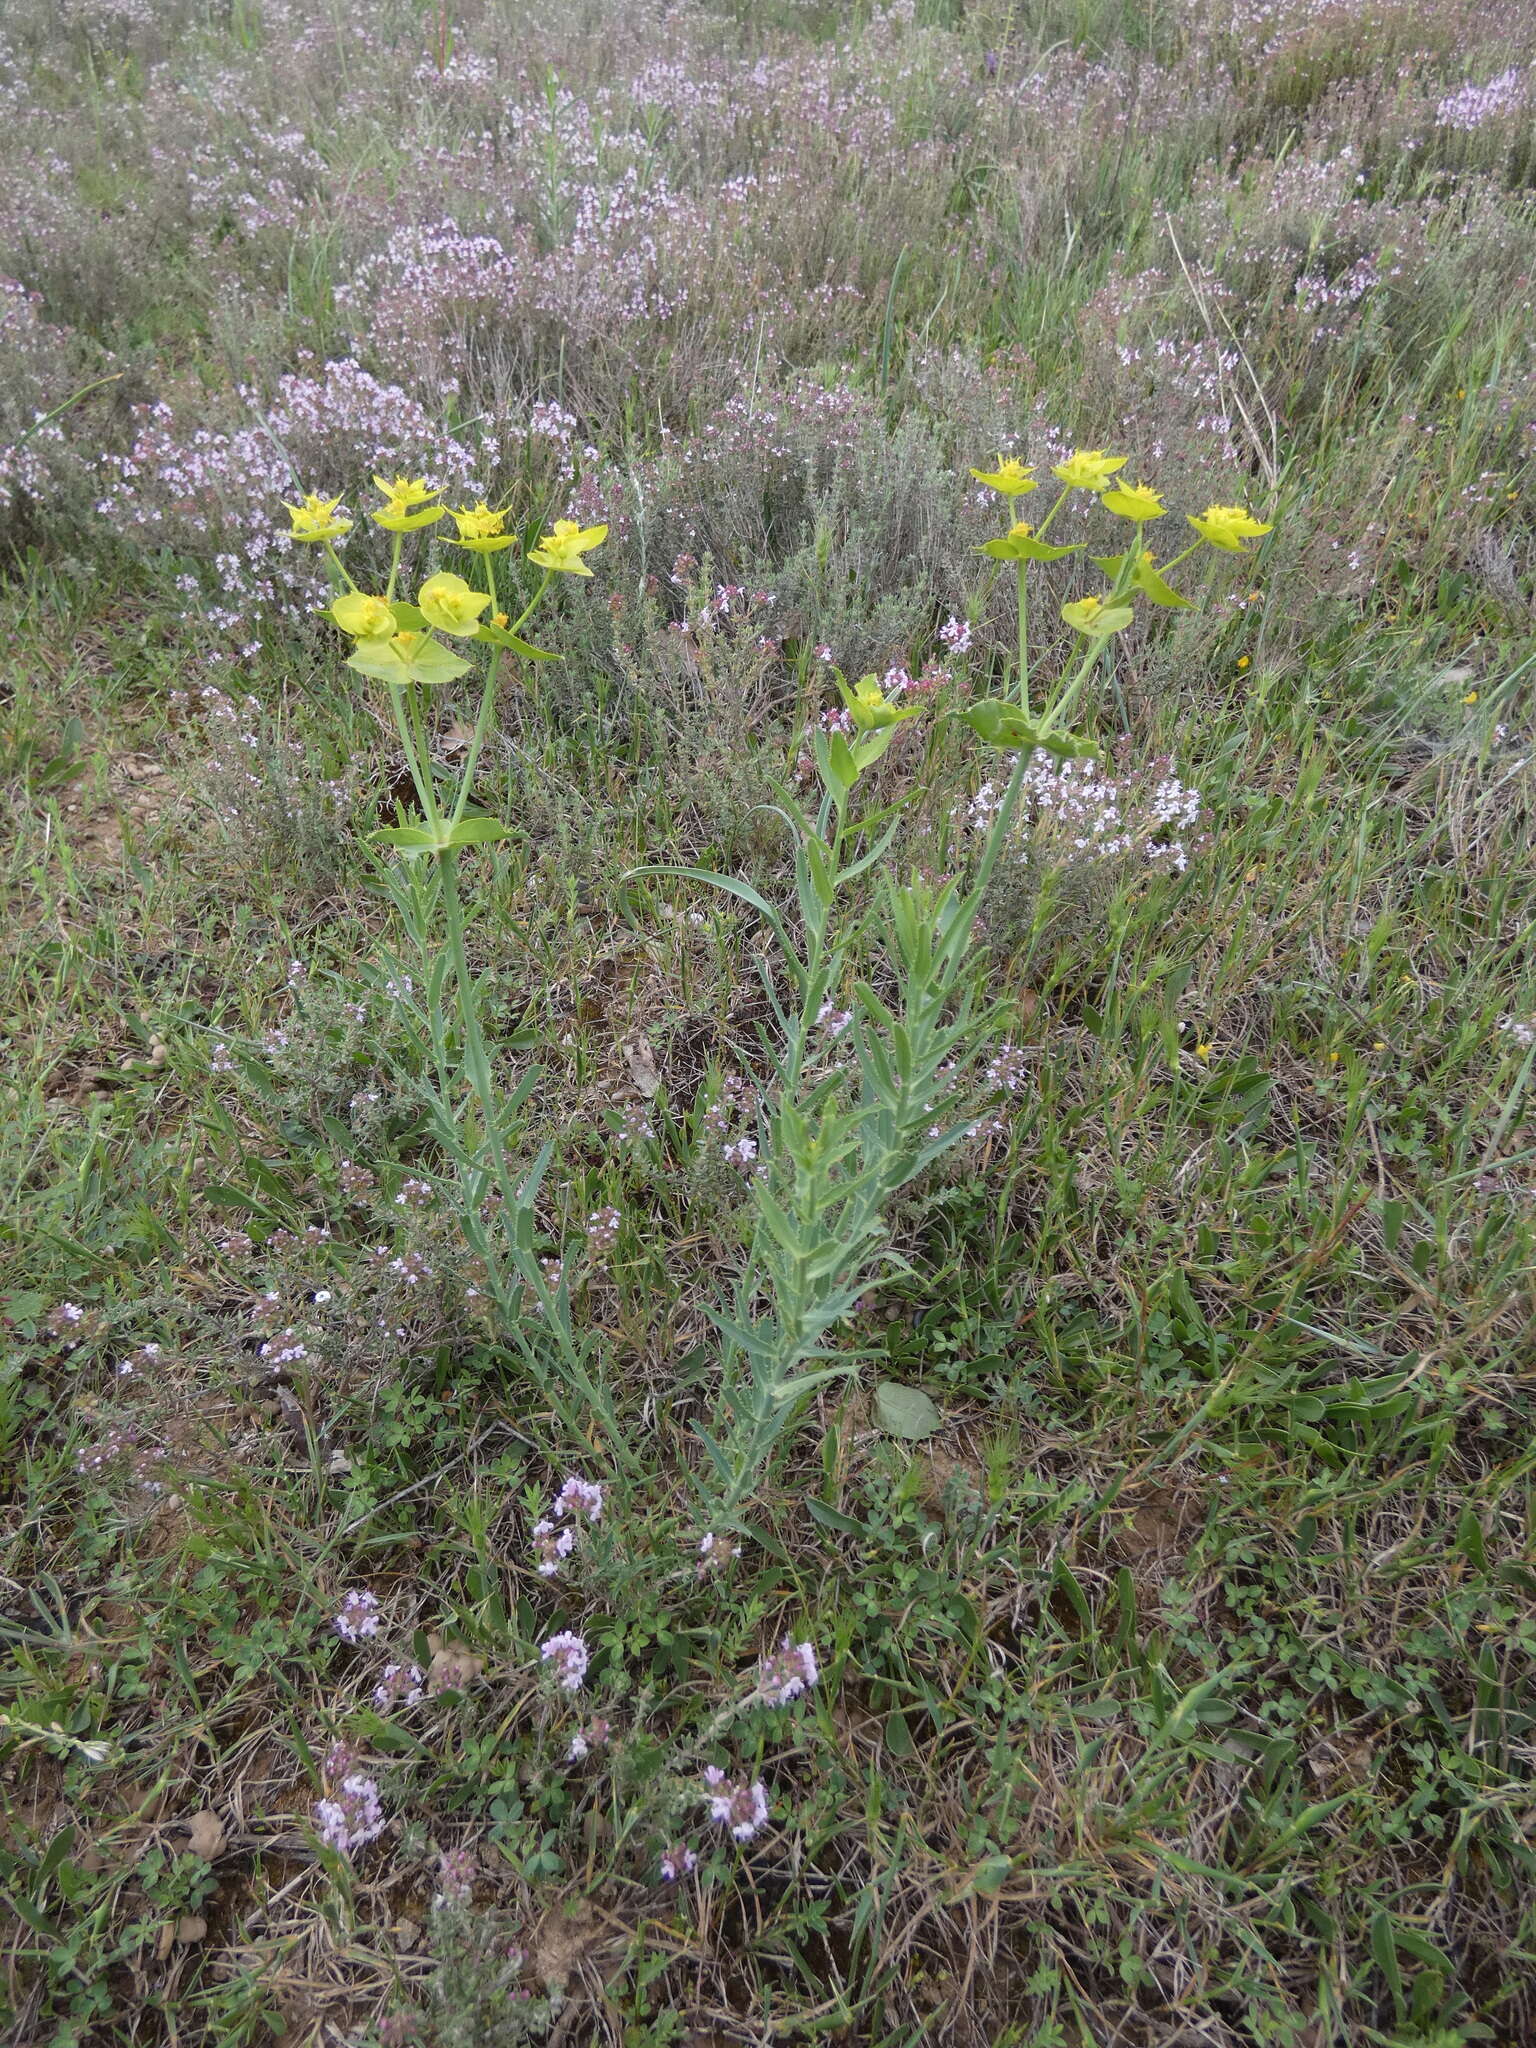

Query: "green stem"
<box><xmin>437</xmin><ymin>850</ymin><xmax>516</xmax><ymax>1209</ymax></box>
<box><xmin>405</xmin><ymin>681</ymin><xmax>441</xmax><ymax>828</ymax></box>
<box><xmin>451</xmin><ymin>555</ymin><xmax>504</xmax><ymax>830</ymax></box>
<box><xmin>322</xmin><ymin>541</ymin><xmax>359</xmax><ymax>594</ymax></box>
<box><xmin>387</xmin><ymin>685</ymin><xmax>431</xmax><ymax>815</ymax></box>
<box><xmin>1016</xmin><ymin>560</ymin><xmax>1029</xmax><ymax>715</ymax></box>
<box><xmin>1037</xmin><ymin>638</ymin><xmax>1103</xmax><ymax>740</ymax></box>
<box><xmin>505</xmin><ymin>565</ymin><xmax>552</xmax><ymax>639</ymax></box>
<box><xmin>1034</xmin><ymin>484</ymin><xmax>1071</xmax><ymax>537</ymax></box>
<box><xmin>1160</xmin><ymin>539</ymin><xmax>1203</xmax><ymax>575</ymax></box>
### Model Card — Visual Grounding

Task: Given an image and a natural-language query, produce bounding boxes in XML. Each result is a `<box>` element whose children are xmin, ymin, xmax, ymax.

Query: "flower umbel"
<box><xmin>449</xmin><ymin>500</ymin><xmax>518</xmax><ymax>554</ymax></box>
<box><xmin>553</xmin><ymin>1475</ymin><xmax>605</xmax><ymax>1524</ymax></box>
<box><xmin>1187</xmin><ymin>503</ymin><xmax>1273</xmax><ymax>552</ymax></box>
<box><xmin>757</xmin><ymin>1637</ymin><xmax>819</xmax><ymax>1706</ymax></box>
<box><xmin>333</xmin><ymin>1588</ymin><xmax>382</xmax><ymax>1643</ymax></box>
<box><xmin>541</xmin><ymin>1630</ymin><xmax>589</xmax><ymax>1692</ymax></box>
<box><xmin>528</xmin><ymin>519</ymin><xmax>608</xmax><ymax>577</ymax></box>
<box><xmin>315</xmin><ymin>1772</ymin><xmax>385</xmax><ymax>1855</ymax></box>
<box><xmin>1101</xmin><ymin>481</ymin><xmax>1166</xmax><ymax>522</ymax></box>
<box><xmin>1051</xmin><ymin>449</ymin><xmax>1128</xmax><ymax>492</ymax></box>
<box><xmin>969</xmin><ymin>455</ymin><xmax>1037</xmax><ymax>497</ymax></box>
<box><xmin>1062</xmin><ymin>594</ymin><xmax>1134</xmax><ymax>635</ymax></box>
<box><xmin>285</xmin><ymin>491</ymin><xmax>351</xmax><ymax>543</ymax></box>
<box><xmin>702</xmin><ymin>1766</ymin><xmax>770</xmax><ymax>1842</ymax></box>
<box><xmin>372</xmin><ymin>474</ymin><xmax>444</xmax><ymax>531</ymax></box>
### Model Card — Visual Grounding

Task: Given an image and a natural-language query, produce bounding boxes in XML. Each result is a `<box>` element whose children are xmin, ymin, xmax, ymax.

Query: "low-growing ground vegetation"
<box><xmin>2</xmin><ymin>1</ymin><xmax>1535</xmax><ymax>2043</ymax></box>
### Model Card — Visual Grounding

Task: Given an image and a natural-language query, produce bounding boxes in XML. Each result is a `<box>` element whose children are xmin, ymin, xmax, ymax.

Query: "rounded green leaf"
<box><xmin>875</xmin><ymin>1380</ymin><xmax>943</xmax><ymax>1439</ymax></box>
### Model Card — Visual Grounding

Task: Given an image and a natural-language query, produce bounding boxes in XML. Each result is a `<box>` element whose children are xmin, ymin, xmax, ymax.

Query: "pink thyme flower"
<box><xmin>315</xmin><ymin>1773</ymin><xmax>385</xmax><ymax>1854</ymax></box>
<box><xmin>566</xmin><ymin>1716</ymin><xmax>610</xmax><ymax>1762</ymax></box>
<box><xmin>659</xmin><ymin>1842</ymin><xmax>697</xmax><ymax>1881</ymax></box>
<box><xmin>532</xmin><ymin>1517</ymin><xmax>577</xmax><ymax>1577</ymax></box>
<box><xmin>435</xmin><ymin>1845</ymin><xmax>477</xmax><ymax>1906</ymax></box>
<box><xmin>701</xmin><ymin>1766</ymin><xmax>770</xmax><ymax>1842</ymax></box>
<box><xmin>553</xmin><ymin>1475</ymin><xmax>604</xmax><ymax>1524</ymax></box>
<box><xmin>333</xmin><ymin>1589</ymin><xmax>382</xmax><ymax>1644</ymax></box>
<box><xmin>697</xmin><ymin>1531</ymin><xmax>742</xmax><ymax>1574</ymax></box>
<box><xmin>757</xmin><ymin>1638</ymin><xmax>819</xmax><ymax>1706</ymax></box>
<box><xmin>373</xmin><ymin>1662</ymin><xmax>426</xmax><ymax>1710</ymax></box>
<box><xmin>540</xmin><ymin>1630</ymin><xmax>589</xmax><ymax>1692</ymax></box>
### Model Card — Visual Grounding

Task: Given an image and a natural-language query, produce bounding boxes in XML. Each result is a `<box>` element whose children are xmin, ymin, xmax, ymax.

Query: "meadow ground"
<box><xmin>2</xmin><ymin>2</ymin><xmax>1536</xmax><ymax>2044</ymax></box>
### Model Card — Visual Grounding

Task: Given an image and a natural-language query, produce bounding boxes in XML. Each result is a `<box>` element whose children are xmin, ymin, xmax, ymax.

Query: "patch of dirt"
<box><xmin>1111</xmin><ymin>1485</ymin><xmax>1200</xmax><ymax>1578</ymax></box>
<box><xmin>57</xmin><ymin>748</ymin><xmax>176</xmax><ymax>864</ymax></box>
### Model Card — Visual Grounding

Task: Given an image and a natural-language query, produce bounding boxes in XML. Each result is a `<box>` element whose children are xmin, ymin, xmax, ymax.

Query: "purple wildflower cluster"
<box><xmin>1436</xmin><ymin>67</ymin><xmax>1528</xmax><ymax>130</ymax></box>
<box><xmin>333</xmin><ymin>1588</ymin><xmax>383</xmax><ymax>1645</ymax></box>
<box><xmin>315</xmin><ymin>1741</ymin><xmax>386</xmax><ymax>1857</ymax></box>
<box><xmin>702</xmin><ymin>1768</ymin><xmax>771</xmax><ymax>1843</ymax></box>
<box><xmin>540</xmin><ymin>1630</ymin><xmax>589</xmax><ymax>1693</ymax></box>
<box><xmin>756</xmin><ymin>1638</ymin><xmax>820</xmax><ymax>1707</ymax></box>
<box><xmin>531</xmin><ymin>1472</ymin><xmax>605</xmax><ymax>1578</ymax></box>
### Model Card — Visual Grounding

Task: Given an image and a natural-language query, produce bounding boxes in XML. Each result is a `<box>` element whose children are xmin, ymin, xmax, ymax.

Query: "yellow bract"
<box><xmin>841</xmin><ymin>674</ymin><xmax>923</xmax><ymax>733</ymax></box>
<box><xmin>1051</xmin><ymin>449</ymin><xmax>1128</xmax><ymax>493</ymax></box>
<box><xmin>373</xmin><ymin>474</ymin><xmax>440</xmax><ymax>510</ymax></box>
<box><xmin>330</xmin><ymin>591</ymin><xmax>395</xmax><ymax>639</ymax></box>
<box><xmin>1061</xmin><ymin>594</ymin><xmax>1135</xmax><ymax>635</ymax></box>
<box><xmin>373</xmin><ymin>474</ymin><xmax>445</xmax><ymax>531</ymax></box>
<box><xmin>1101</xmin><ymin>482</ymin><xmax>1166</xmax><ymax>522</ymax></box>
<box><xmin>285</xmin><ymin>491</ymin><xmax>352</xmax><ymax>543</ymax></box>
<box><xmin>969</xmin><ymin>456</ymin><xmax>1037</xmax><ymax>498</ymax></box>
<box><xmin>449</xmin><ymin>500</ymin><xmax>518</xmax><ymax>554</ymax></box>
<box><xmin>418</xmin><ymin>571</ymin><xmax>491</xmax><ymax>636</ymax></box>
<box><xmin>1187</xmin><ymin>503</ymin><xmax>1273</xmax><ymax>552</ymax></box>
<box><xmin>528</xmin><ymin>518</ymin><xmax>608</xmax><ymax>577</ymax></box>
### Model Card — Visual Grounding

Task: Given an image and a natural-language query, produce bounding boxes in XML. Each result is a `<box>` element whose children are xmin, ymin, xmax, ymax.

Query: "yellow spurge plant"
<box><xmin>1051</xmin><ymin>449</ymin><xmax>1128</xmax><ymax>492</ymax></box>
<box><xmin>419</xmin><ymin>571</ymin><xmax>491</xmax><ymax>635</ymax></box>
<box><xmin>287</xmin><ymin>478</ymin><xmax>614</xmax><ymax>1408</ymax></box>
<box><xmin>290</xmin><ymin>491</ymin><xmax>602</xmax><ymax>853</ymax></box>
<box><xmin>329</xmin><ymin>590</ymin><xmax>394</xmax><ymax>640</ymax></box>
<box><xmin>970</xmin><ymin>448</ymin><xmax>1274</xmax><ymax>734</ymax></box>
<box><xmin>628</xmin><ymin>452</ymin><xmax>1276</xmax><ymax>1518</ymax></box>
<box><xmin>1100</xmin><ymin>481</ymin><xmax>1165</xmax><ymax>522</ymax></box>
<box><xmin>1187</xmin><ymin>503</ymin><xmax>1273</xmax><ymax>551</ymax></box>
<box><xmin>285</xmin><ymin>492</ymin><xmax>352</xmax><ymax>543</ymax></box>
